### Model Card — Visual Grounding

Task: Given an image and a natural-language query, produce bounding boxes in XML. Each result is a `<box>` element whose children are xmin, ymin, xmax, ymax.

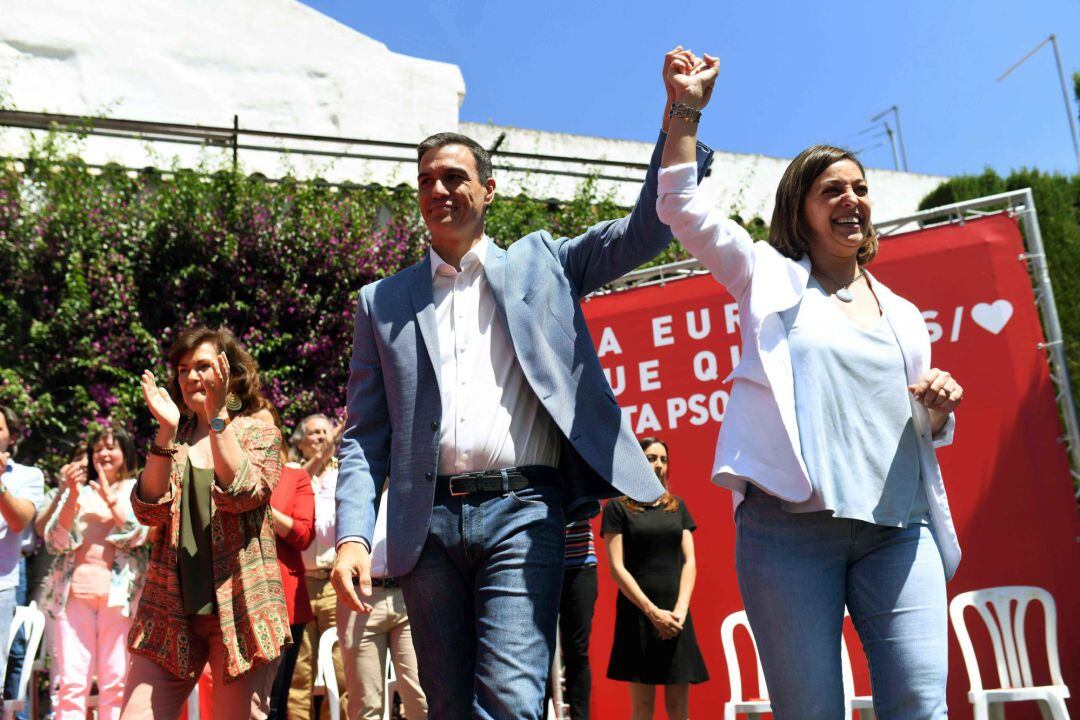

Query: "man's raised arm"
<box><xmin>558</xmin><ymin>47</ymin><xmax>716</xmax><ymax>297</ymax></box>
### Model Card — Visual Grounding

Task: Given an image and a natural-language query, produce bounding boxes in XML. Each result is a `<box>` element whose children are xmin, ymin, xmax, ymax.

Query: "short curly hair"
<box><xmin>768</xmin><ymin>144</ymin><xmax>879</xmax><ymax>266</ymax></box>
<box><xmin>166</xmin><ymin>327</ymin><xmax>264</xmax><ymax>424</ymax></box>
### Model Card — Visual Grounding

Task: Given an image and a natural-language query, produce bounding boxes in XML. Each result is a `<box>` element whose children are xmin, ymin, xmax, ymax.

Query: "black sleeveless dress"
<box><xmin>602</xmin><ymin>497</ymin><xmax>709</xmax><ymax>684</ymax></box>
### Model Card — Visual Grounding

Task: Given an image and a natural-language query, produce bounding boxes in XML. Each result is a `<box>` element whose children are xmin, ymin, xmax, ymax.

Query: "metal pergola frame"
<box><xmin>600</xmin><ymin>190</ymin><xmax>1080</xmax><ymax>487</ymax></box>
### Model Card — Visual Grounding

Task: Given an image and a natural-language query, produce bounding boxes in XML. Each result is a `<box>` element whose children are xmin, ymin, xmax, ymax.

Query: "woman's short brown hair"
<box><xmin>166</xmin><ymin>327</ymin><xmax>264</xmax><ymax>422</ymax></box>
<box><xmin>769</xmin><ymin>145</ymin><xmax>879</xmax><ymax>266</ymax></box>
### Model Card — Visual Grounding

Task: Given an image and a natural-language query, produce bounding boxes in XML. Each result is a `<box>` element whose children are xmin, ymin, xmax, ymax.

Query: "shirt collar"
<box><xmin>429</xmin><ymin>236</ymin><xmax>490</xmax><ymax>279</ymax></box>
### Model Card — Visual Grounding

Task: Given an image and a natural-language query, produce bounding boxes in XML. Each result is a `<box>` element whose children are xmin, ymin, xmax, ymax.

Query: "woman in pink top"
<box><xmin>42</xmin><ymin>426</ymin><xmax>150</xmax><ymax>720</ymax></box>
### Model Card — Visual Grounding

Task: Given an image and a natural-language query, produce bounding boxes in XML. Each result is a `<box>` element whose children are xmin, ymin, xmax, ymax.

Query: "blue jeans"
<box><xmin>735</xmin><ymin>486</ymin><xmax>948</xmax><ymax>720</ymax></box>
<box><xmin>399</xmin><ymin>482</ymin><xmax>565</xmax><ymax>720</ymax></box>
<box><xmin>4</xmin><ymin>556</ymin><xmax>28</xmax><ymax>720</ymax></box>
<box><xmin>0</xmin><ymin>584</ymin><xmax>17</xmax><ymax>684</ymax></box>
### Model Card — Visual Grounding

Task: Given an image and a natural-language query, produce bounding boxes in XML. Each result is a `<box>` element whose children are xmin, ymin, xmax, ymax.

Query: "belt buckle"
<box><xmin>449</xmin><ymin>471</ymin><xmax>483</xmax><ymax>497</ymax></box>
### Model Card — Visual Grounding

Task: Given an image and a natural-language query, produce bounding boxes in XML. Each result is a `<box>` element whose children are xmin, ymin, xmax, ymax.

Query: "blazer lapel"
<box><xmin>482</xmin><ymin>241</ymin><xmax>513</xmax><ymax>341</ymax></box>
<box><xmin>754</xmin><ymin>251</ymin><xmax>812</xmax><ymax>476</ymax></box>
<box><xmin>409</xmin><ymin>255</ymin><xmax>442</xmax><ymax>394</ymax></box>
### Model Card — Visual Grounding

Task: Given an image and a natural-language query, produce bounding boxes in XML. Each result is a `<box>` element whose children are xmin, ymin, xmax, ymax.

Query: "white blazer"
<box><xmin>657</xmin><ymin>163</ymin><xmax>960</xmax><ymax>580</ymax></box>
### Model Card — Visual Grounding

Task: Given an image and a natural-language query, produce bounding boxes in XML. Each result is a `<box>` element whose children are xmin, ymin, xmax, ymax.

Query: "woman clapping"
<box><xmin>43</xmin><ymin>426</ymin><xmax>148</xmax><ymax>720</ymax></box>
<box><xmin>120</xmin><ymin>327</ymin><xmax>289</xmax><ymax>719</ymax></box>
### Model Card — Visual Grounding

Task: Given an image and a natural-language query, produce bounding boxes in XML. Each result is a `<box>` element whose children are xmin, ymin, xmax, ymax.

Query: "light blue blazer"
<box><xmin>337</xmin><ymin>132</ymin><xmax>714</xmax><ymax>576</ymax></box>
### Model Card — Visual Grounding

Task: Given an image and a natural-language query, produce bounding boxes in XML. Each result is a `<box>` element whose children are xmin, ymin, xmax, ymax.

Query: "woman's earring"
<box><xmin>225</xmin><ymin>393</ymin><xmax>242</xmax><ymax>412</ymax></box>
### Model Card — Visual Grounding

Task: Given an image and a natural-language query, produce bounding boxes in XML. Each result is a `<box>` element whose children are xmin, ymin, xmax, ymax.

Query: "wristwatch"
<box><xmin>209</xmin><ymin>416</ymin><xmax>232</xmax><ymax>433</ymax></box>
<box><xmin>0</xmin><ymin>483</ymin><xmax>7</xmax><ymax>496</ymax></box>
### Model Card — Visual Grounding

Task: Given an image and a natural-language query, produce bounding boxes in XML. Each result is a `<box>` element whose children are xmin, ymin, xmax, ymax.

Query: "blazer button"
<box><xmin>431</xmin><ymin>421</ymin><xmax>439</xmax><ymax>431</ymax></box>
<box><xmin>425</xmin><ymin>472</ymin><xmax>433</xmax><ymax>481</ymax></box>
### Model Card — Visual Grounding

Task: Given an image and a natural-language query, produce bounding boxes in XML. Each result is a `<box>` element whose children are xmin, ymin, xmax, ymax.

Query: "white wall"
<box><xmin>0</xmin><ymin>0</ymin><xmax>464</xmax><ymax>182</ymax></box>
<box><xmin>461</xmin><ymin>122</ymin><xmax>948</xmax><ymax>224</ymax></box>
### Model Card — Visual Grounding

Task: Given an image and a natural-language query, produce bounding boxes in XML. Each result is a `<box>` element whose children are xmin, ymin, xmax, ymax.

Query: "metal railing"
<box><xmin>0</xmin><ymin>109</ymin><xmax>650</xmax><ymax>184</ymax></box>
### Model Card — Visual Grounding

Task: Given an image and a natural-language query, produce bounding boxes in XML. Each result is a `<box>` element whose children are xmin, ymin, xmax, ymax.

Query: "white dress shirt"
<box><xmin>430</xmin><ymin>238</ymin><xmax>559</xmax><ymax>475</ymax></box>
<box><xmin>318</xmin><ymin>468</ymin><xmax>389</xmax><ymax>577</ymax></box>
<box><xmin>303</xmin><ymin>464</ymin><xmax>338</xmax><ymax>572</ymax></box>
<box><xmin>335</xmin><ymin>238</ymin><xmax>562</xmax><ymax>552</ymax></box>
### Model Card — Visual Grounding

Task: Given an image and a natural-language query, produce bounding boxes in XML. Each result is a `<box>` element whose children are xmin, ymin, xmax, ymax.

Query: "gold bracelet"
<box><xmin>148</xmin><ymin>443</ymin><xmax>178</xmax><ymax>458</ymax></box>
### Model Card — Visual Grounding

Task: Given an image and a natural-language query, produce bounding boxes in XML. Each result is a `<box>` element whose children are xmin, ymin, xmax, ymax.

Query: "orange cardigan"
<box><xmin>128</xmin><ymin>416</ymin><xmax>291</xmax><ymax>682</ymax></box>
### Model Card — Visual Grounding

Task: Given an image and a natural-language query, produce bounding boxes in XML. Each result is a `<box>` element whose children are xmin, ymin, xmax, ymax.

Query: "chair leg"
<box><xmin>989</xmin><ymin>701</ymin><xmax>1006</xmax><ymax>720</ymax></box>
<box><xmin>1042</xmin><ymin>695</ymin><xmax>1071</xmax><ymax>720</ymax></box>
<box><xmin>971</xmin><ymin>699</ymin><xmax>990</xmax><ymax>720</ymax></box>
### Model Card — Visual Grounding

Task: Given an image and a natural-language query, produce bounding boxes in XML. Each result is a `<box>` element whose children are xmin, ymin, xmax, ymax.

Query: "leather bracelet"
<box><xmin>669</xmin><ymin>102</ymin><xmax>703</xmax><ymax>124</ymax></box>
<box><xmin>148</xmin><ymin>443</ymin><xmax>178</xmax><ymax>458</ymax></box>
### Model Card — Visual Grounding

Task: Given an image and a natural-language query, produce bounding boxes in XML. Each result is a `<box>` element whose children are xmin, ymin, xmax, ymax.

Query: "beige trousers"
<box><xmin>336</xmin><ymin>586</ymin><xmax>427</xmax><ymax>720</ymax></box>
<box><xmin>120</xmin><ymin>615</ymin><xmax>278</xmax><ymax>720</ymax></box>
<box><xmin>288</xmin><ymin>575</ymin><xmax>348</xmax><ymax>720</ymax></box>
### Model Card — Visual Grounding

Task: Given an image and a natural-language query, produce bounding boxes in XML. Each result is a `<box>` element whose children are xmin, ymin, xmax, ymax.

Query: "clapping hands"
<box><xmin>200</xmin><ymin>351</ymin><xmax>232</xmax><ymax>419</ymax></box>
<box><xmin>89</xmin><ymin>467</ymin><xmax>118</xmax><ymax>509</ymax></box>
<box><xmin>141</xmin><ymin>371</ymin><xmax>181</xmax><ymax>432</ymax></box>
<box><xmin>59</xmin><ymin>459</ymin><xmax>87</xmax><ymax>493</ymax></box>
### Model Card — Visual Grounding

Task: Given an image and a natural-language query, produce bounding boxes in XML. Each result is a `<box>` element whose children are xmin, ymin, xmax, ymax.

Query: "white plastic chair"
<box><xmin>720</xmin><ymin>610</ymin><xmax>772</xmax><ymax>720</ymax></box>
<box><xmin>722</xmin><ymin>607</ymin><xmax>877</xmax><ymax>720</ymax></box>
<box><xmin>2</xmin><ymin>603</ymin><xmax>45</xmax><ymax>720</ymax></box>
<box><xmin>548</xmin><ymin>617</ymin><xmax>566</xmax><ymax>720</ymax></box>
<box><xmin>319</xmin><ymin>626</ymin><xmax>398</xmax><ymax>720</ymax></box>
<box><xmin>949</xmin><ymin>586</ymin><xmax>1071</xmax><ymax>720</ymax></box>
<box><xmin>318</xmin><ymin>627</ymin><xmax>342</xmax><ymax>720</ymax></box>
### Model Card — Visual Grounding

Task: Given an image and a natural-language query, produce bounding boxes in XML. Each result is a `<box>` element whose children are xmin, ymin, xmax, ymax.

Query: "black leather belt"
<box><xmin>437</xmin><ymin>465</ymin><xmax>560</xmax><ymax>497</ymax></box>
<box><xmin>372</xmin><ymin>577</ymin><xmax>399</xmax><ymax>588</ymax></box>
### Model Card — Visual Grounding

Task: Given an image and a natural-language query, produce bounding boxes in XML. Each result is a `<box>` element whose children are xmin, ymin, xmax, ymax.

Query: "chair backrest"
<box><xmin>318</xmin><ymin>627</ymin><xmax>341</xmax><ymax>719</ymax></box>
<box><xmin>6</xmin><ymin>602</ymin><xmax>46</xmax><ymax>707</ymax></box>
<box><xmin>720</xmin><ymin>610</ymin><xmax>769</xmax><ymax>703</ymax></box>
<box><xmin>949</xmin><ymin>585</ymin><xmax>1064</xmax><ymax>692</ymax></box>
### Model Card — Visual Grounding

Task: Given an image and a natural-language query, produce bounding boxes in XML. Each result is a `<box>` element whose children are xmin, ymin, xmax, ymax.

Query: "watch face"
<box><xmin>210</xmin><ymin>417</ymin><xmax>226</xmax><ymax>432</ymax></box>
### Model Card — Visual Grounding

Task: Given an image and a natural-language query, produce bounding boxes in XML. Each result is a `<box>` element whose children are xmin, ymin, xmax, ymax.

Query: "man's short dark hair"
<box><xmin>416</xmin><ymin>132</ymin><xmax>492</xmax><ymax>184</ymax></box>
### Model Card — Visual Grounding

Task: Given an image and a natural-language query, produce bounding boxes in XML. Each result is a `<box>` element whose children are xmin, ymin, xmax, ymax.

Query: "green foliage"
<box><xmin>919</xmin><ymin>169</ymin><xmax>1080</xmax><ymax>415</ymax></box>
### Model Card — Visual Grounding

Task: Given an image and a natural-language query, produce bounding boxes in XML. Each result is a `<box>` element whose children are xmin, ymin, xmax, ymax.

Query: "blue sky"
<box><xmin>301</xmin><ymin>0</ymin><xmax>1080</xmax><ymax>178</ymax></box>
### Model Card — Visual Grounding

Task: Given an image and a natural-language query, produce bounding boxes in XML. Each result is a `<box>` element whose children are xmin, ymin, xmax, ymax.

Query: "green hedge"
<box><xmin>919</xmin><ymin>169</ymin><xmax>1080</xmax><ymax>421</ymax></box>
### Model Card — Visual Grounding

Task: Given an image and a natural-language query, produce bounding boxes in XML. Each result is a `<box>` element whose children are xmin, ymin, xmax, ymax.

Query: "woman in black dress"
<box><xmin>602</xmin><ymin>437</ymin><xmax>708</xmax><ymax>720</ymax></box>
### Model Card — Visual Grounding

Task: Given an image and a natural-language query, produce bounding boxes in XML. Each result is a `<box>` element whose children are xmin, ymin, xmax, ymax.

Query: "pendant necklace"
<box><xmin>812</xmin><ymin>266</ymin><xmax>864</xmax><ymax>303</ymax></box>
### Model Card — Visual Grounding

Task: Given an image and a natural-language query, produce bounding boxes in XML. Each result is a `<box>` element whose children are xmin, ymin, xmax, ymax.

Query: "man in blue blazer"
<box><xmin>332</xmin><ymin>49</ymin><xmax>715</xmax><ymax>719</ymax></box>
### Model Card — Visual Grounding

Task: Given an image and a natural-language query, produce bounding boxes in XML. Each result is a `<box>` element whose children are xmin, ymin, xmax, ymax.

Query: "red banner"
<box><xmin>580</xmin><ymin>214</ymin><xmax>1078</xmax><ymax>718</ymax></box>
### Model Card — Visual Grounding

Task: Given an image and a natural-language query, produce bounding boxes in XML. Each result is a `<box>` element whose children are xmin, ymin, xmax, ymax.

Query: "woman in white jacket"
<box><xmin>659</xmin><ymin>54</ymin><xmax>962</xmax><ymax>719</ymax></box>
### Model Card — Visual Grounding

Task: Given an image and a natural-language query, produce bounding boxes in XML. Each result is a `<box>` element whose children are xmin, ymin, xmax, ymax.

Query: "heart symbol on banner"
<box><xmin>971</xmin><ymin>300</ymin><xmax>1014</xmax><ymax>335</ymax></box>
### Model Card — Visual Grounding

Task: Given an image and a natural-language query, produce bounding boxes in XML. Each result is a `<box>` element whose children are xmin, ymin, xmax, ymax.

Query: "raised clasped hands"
<box><xmin>140</xmin><ymin>370</ymin><xmax>181</xmax><ymax>432</ymax></box>
<box><xmin>664</xmin><ymin>46</ymin><xmax>720</xmax><ymax>111</ymax></box>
